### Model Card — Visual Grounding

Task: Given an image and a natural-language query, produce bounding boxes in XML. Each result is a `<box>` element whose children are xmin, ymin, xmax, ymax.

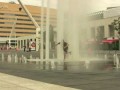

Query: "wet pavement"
<box><xmin>0</xmin><ymin>50</ymin><xmax>120</xmax><ymax>90</ymax></box>
<box><xmin>0</xmin><ymin>62</ymin><xmax>120</xmax><ymax>90</ymax></box>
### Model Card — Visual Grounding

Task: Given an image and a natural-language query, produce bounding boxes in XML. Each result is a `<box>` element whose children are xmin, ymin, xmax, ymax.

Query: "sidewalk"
<box><xmin>0</xmin><ymin>73</ymin><xmax>80</xmax><ymax>90</ymax></box>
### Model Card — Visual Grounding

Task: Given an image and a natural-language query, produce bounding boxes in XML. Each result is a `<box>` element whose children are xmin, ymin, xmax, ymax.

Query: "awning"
<box><xmin>102</xmin><ymin>39</ymin><xmax>119</xmax><ymax>44</ymax></box>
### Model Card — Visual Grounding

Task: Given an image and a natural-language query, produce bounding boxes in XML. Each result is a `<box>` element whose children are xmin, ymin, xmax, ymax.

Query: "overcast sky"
<box><xmin>0</xmin><ymin>0</ymin><xmax>57</xmax><ymax>8</ymax></box>
<box><xmin>0</xmin><ymin>0</ymin><xmax>120</xmax><ymax>11</ymax></box>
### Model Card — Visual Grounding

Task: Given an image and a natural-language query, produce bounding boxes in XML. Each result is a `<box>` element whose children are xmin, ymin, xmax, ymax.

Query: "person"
<box><xmin>63</xmin><ymin>40</ymin><xmax>69</xmax><ymax>59</ymax></box>
<box><xmin>63</xmin><ymin>40</ymin><xmax>69</xmax><ymax>70</ymax></box>
<box><xmin>29</xmin><ymin>44</ymin><xmax>31</xmax><ymax>52</ymax></box>
<box><xmin>23</xmin><ymin>46</ymin><xmax>26</xmax><ymax>52</ymax></box>
<box><xmin>55</xmin><ymin>41</ymin><xmax>69</xmax><ymax>59</ymax></box>
<box><xmin>19</xmin><ymin>7</ymin><xmax>22</xmax><ymax>11</ymax></box>
<box><xmin>29</xmin><ymin>39</ymin><xmax>32</xmax><ymax>52</ymax></box>
<box><xmin>56</xmin><ymin>42</ymin><xmax>61</xmax><ymax>46</ymax></box>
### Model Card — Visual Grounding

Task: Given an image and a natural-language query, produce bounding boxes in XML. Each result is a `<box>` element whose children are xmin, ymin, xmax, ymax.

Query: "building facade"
<box><xmin>0</xmin><ymin>2</ymin><xmax>57</xmax><ymax>50</ymax></box>
<box><xmin>0</xmin><ymin>2</ymin><xmax>56</xmax><ymax>37</ymax></box>
<box><xmin>89</xmin><ymin>7</ymin><xmax>120</xmax><ymax>40</ymax></box>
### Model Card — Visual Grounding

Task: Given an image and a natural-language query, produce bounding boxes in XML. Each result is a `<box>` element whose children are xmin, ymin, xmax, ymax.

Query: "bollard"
<box><xmin>21</xmin><ymin>55</ymin><xmax>24</xmax><ymax>63</ymax></box>
<box><xmin>40</xmin><ymin>61</ymin><xmax>44</xmax><ymax>70</ymax></box>
<box><xmin>8</xmin><ymin>55</ymin><xmax>12</xmax><ymax>63</ymax></box>
<box><xmin>45</xmin><ymin>61</ymin><xmax>49</xmax><ymax>70</ymax></box>
<box><xmin>19</xmin><ymin>57</ymin><xmax>22</xmax><ymax>63</ymax></box>
<box><xmin>53</xmin><ymin>53</ymin><xmax>55</xmax><ymax>59</ymax></box>
<box><xmin>30</xmin><ymin>55</ymin><xmax>33</xmax><ymax>59</ymax></box>
<box><xmin>14</xmin><ymin>54</ymin><xmax>18</xmax><ymax>63</ymax></box>
<box><xmin>12</xmin><ymin>54</ymin><xmax>15</xmax><ymax>63</ymax></box>
<box><xmin>96</xmin><ymin>54</ymin><xmax>99</xmax><ymax>58</ymax></box>
<box><xmin>18</xmin><ymin>57</ymin><xmax>22</xmax><ymax>63</ymax></box>
<box><xmin>1</xmin><ymin>53</ymin><xmax>4</xmax><ymax>62</ymax></box>
<box><xmin>51</xmin><ymin>61</ymin><xmax>55</xmax><ymax>70</ymax></box>
<box><xmin>104</xmin><ymin>54</ymin><xmax>108</xmax><ymax>60</ymax></box>
<box><xmin>113</xmin><ymin>54</ymin><xmax>116</xmax><ymax>65</ymax></box>
<box><xmin>24</xmin><ymin>57</ymin><xmax>27</xmax><ymax>64</ymax></box>
<box><xmin>36</xmin><ymin>57</ymin><xmax>39</xmax><ymax>65</ymax></box>
<box><xmin>85</xmin><ymin>60</ymin><xmax>90</xmax><ymax>70</ymax></box>
<box><xmin>116</xmin><ymin>54</ymin><xmax>120</xmax><ymax>69</ymax></box>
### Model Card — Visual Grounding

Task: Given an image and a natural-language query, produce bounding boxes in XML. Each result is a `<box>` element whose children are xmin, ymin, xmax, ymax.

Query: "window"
<box><xmin>97</xmin><ymin>26</ymin><xmax>104</xmax><ymax>40</ymax></box>
<box><xmin>91</xmin><ymin>27</ymin><xmax>95</xmax><ymax>39</ymax></box>
<box><xmin>16</xmin><ymin>23</ymin><xmax>34</xmax><ymax>26</ymax></box>
<box><xmin>15</xmin><ymin>27</ymin><xmax>35</xmax><ymax>30</ymax></box>
<box><xmin>109</xmin><ymin>25</ymin><xmax>114</xmax><ymax>37</ymax></box>
<box><xmin>4</xmin><ymin>14</ymin><xmax>16</xmax><ymax>24</ymax></box>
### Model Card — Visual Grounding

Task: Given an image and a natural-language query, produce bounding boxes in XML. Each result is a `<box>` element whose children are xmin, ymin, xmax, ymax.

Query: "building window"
<box><xmin>109</xmin><ymin>25</ymin><xmax>114</xmax><ymax>37</ymax></box>
<box><xmin>90</xmin><ymin>27</ymin><xmax>95</xmax><ymax>39</ymax></box>
<box><xmin>97</xmin><ymin>26</ymin><xmax>104</xmax><ymax>40</ymax></box>
<box><xmin>4</xmin><ymin>13</ymin><xmax>16</xmax><ymax>24</ymax></box>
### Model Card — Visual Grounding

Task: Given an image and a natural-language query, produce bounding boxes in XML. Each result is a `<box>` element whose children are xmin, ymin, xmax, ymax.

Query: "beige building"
<box><xmin>0</xmin><ymin>2</ymin><xmax>57</xmax><ymax>45</ymax></box>
<box><xmin>89</xmin><ymin>7</ymin><xmax>120</xmax><ymax>41</ymax></box>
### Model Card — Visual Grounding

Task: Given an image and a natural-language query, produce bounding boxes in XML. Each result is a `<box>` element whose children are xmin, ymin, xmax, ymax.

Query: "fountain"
<box><xmin>30</xmin><ymin>55</ymin><xmax>33</xmax><ymax>59</ymax></box>
<box><xmin>57</xmin><ymin>0</ymin><xmax>108</xmax><ymax>72</ymax></box>
<box><xmin>24</xmin><ymin>56</ymin><xmax>27</xmax><ymax>64</ymax></box>
<box><xmin>1</xmin><ymin>53</ymin><xmax>4</xmax><ymax>62</ymax></box>
<box><xmin>8</xmin><ymin>54</ymin><xmax>12</xmax><ymax>63</ymax></box>
<box><xmin>15</xmin><ymin>54</ymin><xmax>18</xmax><ymax>63</ymax></box>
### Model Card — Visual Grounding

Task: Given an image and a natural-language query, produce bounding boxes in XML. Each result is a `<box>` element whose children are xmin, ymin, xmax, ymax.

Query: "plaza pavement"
<box><xmin>0</xmin><ymin>73</ymin><xmax>79</xmax><ymax>90</ymax></box>
<box><xmin>0</xmin><ymin>63</ymin><xmax>120</xmax><ymax>90</ymax></box>
<box><xmin>1</xmin><ymin>50</ymin><xmax>120</xmax><ymax>90</ymax></box>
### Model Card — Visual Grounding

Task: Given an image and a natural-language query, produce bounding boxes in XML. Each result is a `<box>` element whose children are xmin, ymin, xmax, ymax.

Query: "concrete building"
<box><xmin>89</xmin><ymin>7</ymin><xmax>120</xmax><ymax>40</ymax></box>
<box><xmin>0</xmin><ymin>2</ymin><xmax>57</xmax><ymax>50</ymax></box>
<box><xmin>57</xmin><ymin>1</ymin><xmax>120</xmax><ymax>61</ymax></box>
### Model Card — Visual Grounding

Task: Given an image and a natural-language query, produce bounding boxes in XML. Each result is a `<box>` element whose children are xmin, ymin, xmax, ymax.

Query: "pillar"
<box><xmin>45</xmin><ymin>0</ymin><xmax>50</xmax><ymax>59</ymax></box>
<box><xmin>16</xmin><ymin>40</ymin><xmax>19</xmax><ymax>49</ymax></box>
<box><xmin>57</xmin><ymin>0</ymin><xmax>65</xmax><ymax>60</ymax></box>
<box><xmin>36</xmin><ymin>28</ymin><xmax>40</xmax><ymax>51</ymax></box>
<box><xmin>23</xmin><ymin>40</ymin><xmax>25</xmax><ymax>47</ymax></box>
<box><xmin>40</xmin><ymin>0</ymin><xmax>44</xmax><ymax>59</ymax></box>
<box><xmin>19</xmin><ymin>40</ymin><xmax>21</xmax><ymax>50</ymax></box>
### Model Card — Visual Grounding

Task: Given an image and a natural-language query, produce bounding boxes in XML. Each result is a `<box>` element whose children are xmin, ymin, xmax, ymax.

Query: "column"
<box><xmin>40</xmin><ymin>0</ymin><xmax>44</xmax><ymax>59</ymax></box>
<box><xmin>57</xmin><ymin>0</ymin><xmax>64</xmax><ymax>60</ymax></box>
<box><xmin>25</xmin><ymin>39</ymin><xmax>27</xmax><ymax>50</ymax></box>
<box><xmin>45</xmin><ymin>0</ymin><xmax>50</xmax><ymax>59</ymax></box>
<box><xmin>36</xmin><ymin>28</ymin><xmax>39</xmax><ymax>51</ymax></box>
<box><xmin>19</xmin><ymin>40</ymin><xmax>21</xmax><ymax>50</ymax></box>
<box><xmin>67</xmin><ymin>0</ymin><xmax>80</xmax><ymax>60</ymax></box>
<box><xmin>23</xmin><ymin>40</ymin><xmax>24</xmax><ymax>47</ymax></box>
<box><xmin>16</xmin><ymin>40</ymin><xmax>19</xmax><ymax>49</ymax></box>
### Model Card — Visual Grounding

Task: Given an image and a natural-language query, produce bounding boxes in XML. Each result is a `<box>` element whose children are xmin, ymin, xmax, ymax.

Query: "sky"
<box><xmin>0</xmin><ymin>0</ymin><xmax>57</xmax><ymax>8</ymax></box>
<box><xmin>0</xmin><ymin>0</ymin><xmax>120</xmax><ymax>11</ymax></box>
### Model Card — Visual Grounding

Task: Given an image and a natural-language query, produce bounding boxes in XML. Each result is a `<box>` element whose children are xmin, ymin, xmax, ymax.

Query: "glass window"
<box><xmin>109</xmin><ymin>25</ymin><xmax>114</xmax><ymax>37</ymax></box>
<box><xmin>97</xmin><ymin>26</ymin><xmax>104</xmax><ymax>40</ymax></box>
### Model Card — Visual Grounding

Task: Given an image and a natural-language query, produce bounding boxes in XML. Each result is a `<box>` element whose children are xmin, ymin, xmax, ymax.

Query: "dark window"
<box><xmin>15</xmin><ymin>27</ymin><xmax>35</xmax><ymax>30</ymax></box>
<box><xmin>109</xmin><ymin>25</ymin><xmax>114</xmax><ymax>37</ymax></box>
<box><xmin>97</xmin><ymin>26</ymin><xmax>104</xmax><ymax>40</ymax></box>
<box><xmin>16</xmin><ymin>23</ymin><xmax>34</xmax><ymax>26</ymax></box>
